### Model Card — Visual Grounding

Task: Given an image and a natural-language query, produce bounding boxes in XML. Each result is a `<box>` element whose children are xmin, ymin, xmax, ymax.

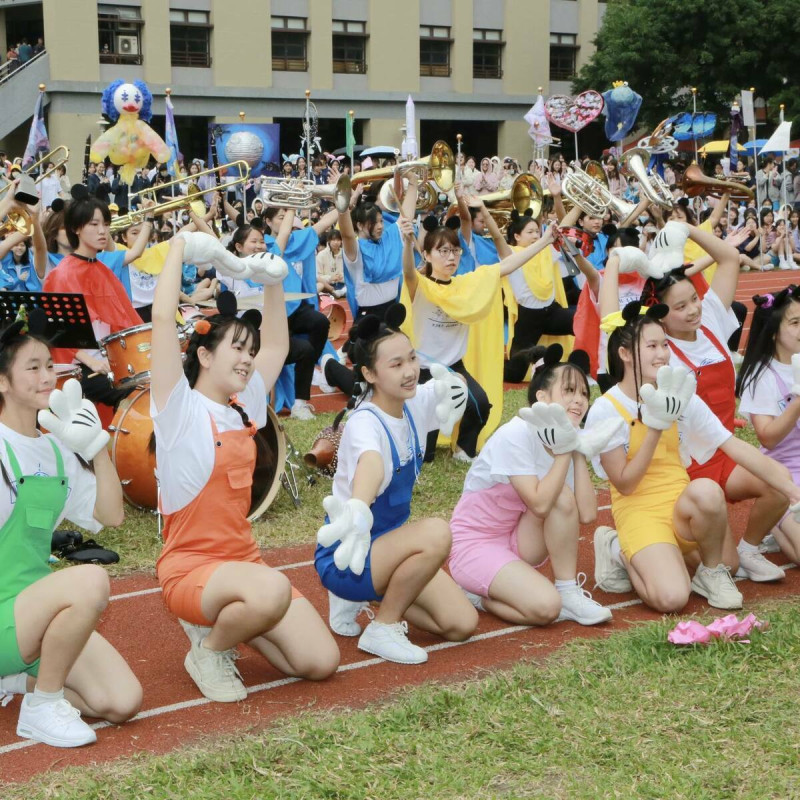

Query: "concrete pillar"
<box><xmin>141</xmin><ymin>0</ymin><xmax>171</xmax><ymax>85</ymax></box>
<box><xmin>497</xmin><ymin>120</ymin><xmax>533</xmax><ymax>165</ymax></box>
<box><xmin>309</xmin><ymin>0</ymin><xmax>333</xmax><ymax>91</ymax></box>
<box><xmin>367</xmin><ymin>0</ymin><xmax>419</xmax><ymax>94</ymax></box>
<box><xmin>577</xmin><ymin>0</ymin><xmax>599</xmax><ymax>70</ymax></box>
<box><xmin>48</xmin><ymin>111</ymin><xmax>102</xmax><ymax>184</ymax></box>
<box><xmin>503</xmin><ymin>0</ymin><xmax>549</xmax><ymax>97</ymax></box>
<box><xmin>450</xmin><ymin>0</ymin><xmax>473</xmax><ymax>95</ymax></box>
<box><xmin>211</xmin><ymin>0</ymin><xmax>271</xmax><ymax>87</ymax></box>
<box><xmin>363</xmin><ymin>118</ymin><xmax>405</xmax><ymax>152</ymax></box>
<box><xmin>0</xmin><ymin>10</ymin><xmax>7</xmax><ymax>58</ymax></box>
<box><xmin>42</xmin><ymin>0</ymin><xmax>99</xmax><ymax>83</ymax></box>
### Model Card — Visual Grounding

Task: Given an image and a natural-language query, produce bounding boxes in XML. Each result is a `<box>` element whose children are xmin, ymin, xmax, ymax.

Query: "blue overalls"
<box><xmin>315</xmin><ymin>407</ymin><xmax>423</xmax><ymax>602</ymax></box>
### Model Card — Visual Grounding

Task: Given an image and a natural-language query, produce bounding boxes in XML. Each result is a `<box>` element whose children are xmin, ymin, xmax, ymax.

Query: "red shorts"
<box><xmin>688</xmin><ymin>448</ymin><xmax>737</xmax><ymax>492</ymax></box>
<box><xmin>164</xmin><ymin>559</ymin><xmax>303</xmax><ymax>626</ymax></box>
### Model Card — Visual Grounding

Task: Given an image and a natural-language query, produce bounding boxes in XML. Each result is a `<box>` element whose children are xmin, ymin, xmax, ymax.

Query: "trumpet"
<box><xmin>261</xmin><ymin>174</ymin><xmax>352</xmax><ymax>213</ymax></box>
<box><xmin>0</xmin><ymin>145</ymin><xmax>70</xmax><ymax>198</ymax></box>
<box><xmin>619</xmin><ymin>147</ymin><xmax>673</xmax><ymax>210</ymax></box>
<box><xmin>0</xmin><ymin>209</ymin><xmax>34</xmax><ymax>237</ymax></box>
<box><xmin>110</xmin><ymin>185</ymin><xmax>207</xmax><ymax>233</ymax></box>
<box><xmin>682</xmin><ymin>164</ymin><xmax>754</xmax><ymax>201</ymax></box>
<box><xmin>129</xmin><ymin>160</ymin><xmax>250</xmax><ymax>204</ymax></box>
<box><xmin>351</xmin><ymin>140</ymin><xmax>456</xmax><ymax>196</ymax></box>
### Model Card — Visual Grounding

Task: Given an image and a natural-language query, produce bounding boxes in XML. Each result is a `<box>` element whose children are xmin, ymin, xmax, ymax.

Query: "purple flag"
<box><xmin>730</xmin><ymin>103</ymin><xmax>743</xmax><ymax>171</ymax></box>
<box><xmin>22</xmin><ymin>90</ymin><xmax>49</xmax><ymax>168</ymax></box>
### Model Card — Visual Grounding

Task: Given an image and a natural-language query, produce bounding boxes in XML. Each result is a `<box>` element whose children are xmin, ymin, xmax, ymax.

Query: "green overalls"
<box><xmin>0</xmin><ymin>438</ymin><xmax>69</xmax><ymax>677</ymax></box>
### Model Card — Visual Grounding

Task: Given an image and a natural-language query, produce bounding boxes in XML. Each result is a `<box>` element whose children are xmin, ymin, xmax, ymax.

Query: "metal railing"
<box><xmin>0</xmin><ymin>49</ymin><xmax>47</xmax><ymax>88</ymax></box>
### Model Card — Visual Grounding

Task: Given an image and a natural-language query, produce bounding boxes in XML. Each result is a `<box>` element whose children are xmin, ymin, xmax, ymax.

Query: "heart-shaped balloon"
<box><xmin>545</xmin><ymin>91</ymin><xmax>605</xmax><ymax>133</ymax></box>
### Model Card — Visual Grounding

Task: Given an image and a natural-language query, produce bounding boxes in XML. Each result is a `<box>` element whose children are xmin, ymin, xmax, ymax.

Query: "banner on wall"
<box><xmin>207</xmin><ymin>123</ymin><xmax>281</xmax><ymax>177</ymax></box>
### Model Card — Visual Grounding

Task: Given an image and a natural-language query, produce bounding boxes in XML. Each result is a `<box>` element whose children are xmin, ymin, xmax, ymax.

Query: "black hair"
<box><xmin>640</xmin><ymin>266</ymin><xmax>693</xmax><ymax>308</ymax></box>
<box><xmin>333</xmin><ymin>304</ymin><xmax>409</xmax><ymax>430</ymax></box>
<box><xmin>63</xmin><ymin>185</ymin><xmax>111</xmax><ymax>249</ymax></box>
<box><xmin>8</xmin><ymin>237</ymin><xmax>31</xmax><ymax>266</ymax></box>
<box><xmin>351</xmin><ymin>203</ymin><xmax>383</xmax><ymax>239</ymax></box>
<box><xmin>606</xmin><ymin>302</ymin><xmax>670</xmax><ymax>413</ymax></box>
<box><xmin>420</xmin><ymin>219</ymin><xmax>459</xmax><ymax>277</ymax></box>
<box><xmin>759</xmin><ymin>207</ymin><xmax>775</xmax><ymax>225</ymax></box>
<box><xmin>227</xmin><ymin>224</ymin><xmax>262</xmax><ymax>255</ymax></box>
<box><xmin>326</xmin><ymin>228</ymin><xmax>342</xmax><ymax>244</ymax></box>
<box><xmin>525</xmin><ymin>344</ymin><xmax>591</xmax><ymax>408</ymax></box>
<box><xmin>607</xmin><ymin>226</ymin><xmax>640</xmax><ymax>250</ymax></box>
<box><xmin>669</xmin><ymin>198</ymin><xmax>696</xmax><ymax>225</ymax></box>
<box><xmin>737</xmin><ymin>286</ymin><xmax>800</xmax><ymax>399</ymax></box>
<box><xmin>505</xmin><ymin>208</ymin><xmax>537</xmax><ymax>245</ymax></box>
<box><xmin>0</xmin><ymin>312</ymin><xmax>50</xmax><ymax>413</ymax></box>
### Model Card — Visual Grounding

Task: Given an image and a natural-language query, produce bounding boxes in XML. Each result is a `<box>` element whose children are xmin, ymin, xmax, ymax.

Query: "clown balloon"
<box><xmin>90</xmin><ymin>80</ymin><xmax>171</xmax><ymax>184</ymax></box>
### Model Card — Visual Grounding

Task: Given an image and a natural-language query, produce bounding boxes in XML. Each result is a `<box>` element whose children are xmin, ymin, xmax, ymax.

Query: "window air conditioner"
<box><xmin>116</xmin><ymin>35</ymin><xmax>139</xmax><ymax>55</ymax></box>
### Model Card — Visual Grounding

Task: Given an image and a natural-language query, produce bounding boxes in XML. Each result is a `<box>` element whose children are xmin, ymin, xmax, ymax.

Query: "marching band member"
<box><xmin>150</xmin><ymin>232</ymin><xmax>338</xmax><ymax>702</ymax></box>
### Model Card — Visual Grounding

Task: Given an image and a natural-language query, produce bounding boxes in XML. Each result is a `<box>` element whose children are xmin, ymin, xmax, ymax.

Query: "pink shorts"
<box><xmin>448</xmin><ymin>483</ymin><xmax>548</xmax><ymax>597</ymax></box>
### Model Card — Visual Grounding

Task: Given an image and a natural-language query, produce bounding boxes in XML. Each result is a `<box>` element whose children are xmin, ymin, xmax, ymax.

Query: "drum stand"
<box><xmin>279</xmin><ymin>429</ymin><xmax>317</xmax><ymax>507</ymax></box>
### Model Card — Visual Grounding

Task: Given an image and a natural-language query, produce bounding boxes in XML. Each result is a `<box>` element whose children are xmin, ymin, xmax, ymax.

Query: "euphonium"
<box><xmin>581</xmin><ymin>161</ymin><xmax>638</xmax><ymax>220</ymax></box>
<box><xmin>261</xmin><ymin>174</ymin><xmax>352</xmax><ymax>212</ymax></box>
<box><xmin>682</xmin><ymin>164</ymin><xmax>754</xmax><ymax>201</ymax></box>
<box><xmin>619</xmin><ymin>147</ymin><xmax>673</xmax><ymax>210</ymax></box>
<box><xmin>562</xmin><ymin>169</ymin><xmax>612</xmax><ymax>217</ymax></box>
<box><xmin>0</xmin><ymin>145</ymin><xmax>70</xmax><ymax>198</ymax></box>
<box><xmin>0</xmin><ymin>209</ymin><xmax>34</xmax><ymax>237</ymax></box>
<box><xmin>378</xmin><ymin>177</ymin><xmax>439</xmax><ymax>213</ymax></box>
<box><xmin>482</xmin><ymin>172</ymin><xmax>544</xmax><ymax>220</ymax></box>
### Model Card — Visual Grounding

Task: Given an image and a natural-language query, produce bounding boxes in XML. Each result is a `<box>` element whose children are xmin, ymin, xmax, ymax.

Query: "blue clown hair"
<box><xmin>101</xmin><ymin>80</ymin><xmax>154</xmax><ymax>123</ymax></box>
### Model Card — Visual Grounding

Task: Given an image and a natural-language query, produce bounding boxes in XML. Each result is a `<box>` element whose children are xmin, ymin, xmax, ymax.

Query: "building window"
<box><xmin>271</xmin><ymin>16</ymin><xmax>308</xmax><ymax>72</ymax></box>
<box><xmin>473</xmin><ymin>29</ymin><xmax>503</xmax><ymax>79</ymax></box>
<box><xmin>170</xmin><ymin>10</ymin><xmax>211</xmax><ymax>67</ymax></box>
<box><xmin>98</xmin><ymin>4</ymin><xmax>143</xmax><ymax>65</ymax></box>
<box><xmin>332</xmin><ymin>20</ymin><xmax>367</xmax><ymax>74</ymax></box>
<box><xmin>420</xmin><ymin>26</ymin><xmax>451</xmax><ymax>77</ymax></box>
<box><xmin>549</xmin><ymin>33</ymin><xmax>578</xmax><ymax>80</ymax></box>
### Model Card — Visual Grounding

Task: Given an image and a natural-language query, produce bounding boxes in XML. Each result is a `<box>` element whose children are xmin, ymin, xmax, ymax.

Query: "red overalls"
<box><xmin>669</xmin><ymin>325</ymin><xmax>737</xmax><ymax>489</ymax></box>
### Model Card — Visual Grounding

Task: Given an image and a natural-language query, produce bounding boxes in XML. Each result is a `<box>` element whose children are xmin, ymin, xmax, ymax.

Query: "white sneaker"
<box><xmin>290</xmin><ymin>400</ymin><xmax>315</xmax><ymax>421</ymax></box>
<box><xmin>691</xmin><ymin>564</ymin><xmax>743</xmax><ymax>610</ymax></box>
<box><xmin>463</xmin><ymin>589</ymin><xmax>485</xmax><ymax>612</ymax></box>
<box><xmin>0</xmin><ymin>672</ymin><xmax>28</xmax><ymax>705</ymax></box>
<box><xmin>780</xmin><ymin>258</ymin><xmax>793</xmax><ymax>270</ymax></box>
<box><xmin>452</xmin><ymin>447</ymin><xmax>474</xmax><ymax>464</ymax></box>
<box><xmin>328</xmin><ymin>591</ymin><xmax>366</xmax><ymax>637</ymax></box>
<box><xmin>16</xmin><ymin>695</ymin><xmax>97</xmax><ymax>748</ymax></box>
<box><xmin>556</xmin><ymin>574</ymin><xmax>613</xmax><ymax>625</ymax></box>
<box><xmin>179</xmin><ymin>618</ymin><xmax>212</xmax><ymax>648</ymax></box>
<box><xmin>335</xmin><ymin>346</ymin><xmax>348</xmax><ymax>366</ymax></box>
<box><xmin>184</xmin><ymin>639</ymin><xmax>247</xmax><ymax>702</ymax></box>
<box><xmin>759</xmin><ymin>532</ymin><xmax>781</xmax><ymax>554</ymax></box>
<box><xmin>593</xmin><ymin>526</ymin><xmax>633</xmax><ymax>593</ymax></box>
<box><xmin>358</xmin><ymin>619</ymin><xmax>428</xmax><ymax>665</ymax></box>
<box><xmin>735</xmin><ymin>548</ymin><xmax>785</xmax><ymax>582</ymax></box>
<box><xmin>333</xmin><ymin>288</ymin><xmax>347</xmax><ymax>299</ymax></box>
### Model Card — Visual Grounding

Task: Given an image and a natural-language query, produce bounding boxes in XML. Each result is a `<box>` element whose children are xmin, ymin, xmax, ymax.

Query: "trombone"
<box><xmin>0</xmin><ymin>145</ymin><xmax>70</xmax><ymax>198</ymax></box>
<box><xmin>682</xmin><ymin>164</ymin><xmax>754</xmax><ymax>201</ymax></box>
<box><xmin>129</xmin><ymin>160</ymin><xmax>251</xmax><ymax>204</ymax></box>
<box><xmin>109</xmin><ymin>185</ymin><xmax>208</xmax><ymax>233</ymax></box>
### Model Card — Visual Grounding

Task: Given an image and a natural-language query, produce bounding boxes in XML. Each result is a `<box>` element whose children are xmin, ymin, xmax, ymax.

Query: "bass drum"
<box><xmin>319</xmin><ymin>295</ymin><xmax>347</xmax><ymax>340</ymax></box>
<box><xmin>109</xmin><ymin>387</ymin><xmax>286</xmax><ymax>519</ymax></box>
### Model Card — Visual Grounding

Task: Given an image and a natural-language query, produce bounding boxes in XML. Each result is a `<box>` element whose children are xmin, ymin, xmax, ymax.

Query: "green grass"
<box><xmin>10</xmin><ymin>600</ymin><xmax>800</xmax><ymax>799</ymax></box>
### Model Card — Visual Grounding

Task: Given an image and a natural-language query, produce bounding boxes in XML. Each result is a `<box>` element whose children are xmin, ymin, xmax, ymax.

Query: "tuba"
<box><xmin>682</xmin><ymin>164</ymin><xmax>754</xmax><ymax>201</ymax></box>
<box><xmin>481</xmin><ymin>173</ymin><xmax>544</xmax><ymax>230</ymax></box>
<box><xmin>619</xmin><ymin>147</ymin><xmax>673</xmax><ymax>210</ymax></box>
<box><xmin>580</xmin><ymin>161</ymin><xmax>638</xmax><ymax>220</ymax></box>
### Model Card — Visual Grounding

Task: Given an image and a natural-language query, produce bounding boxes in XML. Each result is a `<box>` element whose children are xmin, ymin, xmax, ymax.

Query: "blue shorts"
<box><xmin>315</xmin><ymin>543</ymin><xmax>383</xmax><ymax>603</ymax></box>
<box><xmin>0</xmin><ymin>596</ymin><xmax>40</xmax><ymax>677</ymax></box>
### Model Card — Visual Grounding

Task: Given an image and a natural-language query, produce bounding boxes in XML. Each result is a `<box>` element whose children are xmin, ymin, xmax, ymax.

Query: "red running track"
<box><xmin>2</xmin><ymin>493</ymin><xmax>799</xmax><ymax>785</ymax></box>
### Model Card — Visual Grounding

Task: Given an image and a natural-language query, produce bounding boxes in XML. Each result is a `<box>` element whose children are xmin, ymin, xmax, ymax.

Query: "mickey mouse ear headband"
<box><xmin>348</xmin><ymin>304</ymin><xmax>407</xmax><ymax>347</ymax></box>
<box><xmin>192</xmin><ymin>292</ymin><xmax>262</xmax><ymax>336</ymax></box>
<box><xmin>0</xmin><ymin>306</ymin><xmax>49</xmax><ymax>349</ymax></box>
<box><xmin>530</xmin><ymin>343</ymin><xmax>590</xmax><ymax>375</ymax></box>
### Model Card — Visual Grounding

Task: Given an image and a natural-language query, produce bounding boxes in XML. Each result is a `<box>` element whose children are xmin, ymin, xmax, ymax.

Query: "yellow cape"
<box><xmin>117</xmin><ymin>240</ymin><xmax>172</xmax><ymax>275</ymax></box>
<box><xmin>400</xmin><ymin>265</ymin><xmax>504</xmax><ymax>451</ymax></box>
<box><xmin>502</xmin><ymin>246</ymin><xmax>574</xmax><ymax>366</ymax></box>
<box><xmin>684</xmin><ymin>219</ymin><xmax>716</xmax><ymax>281</ymax></box>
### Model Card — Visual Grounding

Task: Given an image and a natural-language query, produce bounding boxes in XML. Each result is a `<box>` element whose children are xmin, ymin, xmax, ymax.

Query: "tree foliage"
<box><xmin>573</xmin><ymin>0</ymin><xmax>800</xmax><ymax>135</ymax></box>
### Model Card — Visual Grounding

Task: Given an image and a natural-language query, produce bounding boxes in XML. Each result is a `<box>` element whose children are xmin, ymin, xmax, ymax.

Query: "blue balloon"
<box><xmin>602</xmin><ymin>84</ymin><xmax>643</xmax><ymax>142</ymax></box>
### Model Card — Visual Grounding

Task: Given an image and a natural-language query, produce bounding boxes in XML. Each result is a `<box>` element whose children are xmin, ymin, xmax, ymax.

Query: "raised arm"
<box><xmin>31</xmin><ymin>207</ymin><xmax>49</xmax><ymax>279</ymax></box>
<box><xmin>121</xmin><ymin>215</ymin><xmax>154</xmax><ymax>264</ymax></box>
<box><xmin>478</xmin><ymin>196</ymin><xmax>512</xmax><ymax>259</ymax></box>
<box><xmin>687</xmin><ymin>223</ymin><xmax>740</xmax><ymax>308</ymax></box>
<box><xmin>399</xmin><ymin>216</ymin><xmax>418</xmax><ymax>301</ymax></box>
<box><xmin>598</xmin><ymin>250</ymin><xmax>622</xmax><ymax>319</ymax></box>
<box><xmin>273</xmin><ymin>208</ymin><xmax>296</xmax><ymax>255</ymax></box>
<box><xmin>312</xmin><ymin>206</ymin><xmax>339</xmax><ymax>236</ymax></box>
<box><xmin>252</xmin><ymin>275</ymin><xmax>290</xmax><ymax>392</ymax></box>
<box><xmin>339</xmin><ymin>185</ymin><xmax>363</xmax><ymax>262</ymax></box>
<box><xmin>496</xmin><ymin>227</ymin><xmax>555</xmax><ymax>277</ymax></box>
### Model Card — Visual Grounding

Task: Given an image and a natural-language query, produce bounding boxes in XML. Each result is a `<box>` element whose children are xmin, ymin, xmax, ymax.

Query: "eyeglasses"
<box><xmin>436</xmin><ymin>247</ymin><xmax>462</xmax><ymax>257</ymax></box>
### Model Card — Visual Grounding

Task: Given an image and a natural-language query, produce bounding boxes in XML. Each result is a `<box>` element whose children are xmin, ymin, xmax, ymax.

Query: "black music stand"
<box><xmin>0</xmin><ymin>293</ymin><xmax>97</xmax><ymax>349</ymax></box>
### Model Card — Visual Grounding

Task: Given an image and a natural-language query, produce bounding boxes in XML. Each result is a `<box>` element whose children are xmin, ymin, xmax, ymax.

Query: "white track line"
<box><xmin>2</xmin><ymin>563</ymin><xmax>794</xmax><ymax>757</ymax></box>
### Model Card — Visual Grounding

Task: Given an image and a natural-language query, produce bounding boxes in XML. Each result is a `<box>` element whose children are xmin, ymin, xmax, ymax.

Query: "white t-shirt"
<box><xmin>129</xmin><ymin>265</ymin><xmax>158</xmax><ymax>308</ymax></box>
<box><xmin>739</xmin><ymin>359</ymin><xmax>796</xmax><ymax>418</ymax></box>
<box><xmin>0</xmin><ymin>423</ymin><xmax>100</xmax><ymax>533</ymax></box>
<box><xmin>463</xmin><ymin>415</ymin><xmax>574</xmax><ymax>493</ymax></box>
<box><xmin>585</xmin><ymin>384</ymin><xmax>731</xmax><ymax>479</ymax></box>
<box><xmin>412</xmin><ymin>286</ymin><xmax>469</xmax><ymax>368</ymax></box>
<box><xmin>151</xmin><ymin>371</ymin><xmax>268</xmax><ymax>514</ymax></box>
<box><xmin>343</xmin><ymin>227</ymin><xmax>401</xmax><ymax>308</ymax></box>
<box><xmin>218</xmin><ymin>274</ymin><xmax>263</xmax><ymax>298</ymax></box>
<box><xmin>332</xmin><ymin>382</ymin><xmax>439</xmax><ymax>503</ymax></box>
<box><xmin>506</xmin><ymin>261</ymin><xmax>554</xmax><ymax>309</ymax></box>
<box><xmin>667</xmin><ymin>289</ymin><xmax>738</xmax><ymax>369</ymax></box>
<box><xmin>593</xmin><ymin>274</ymin><xmax>647</xmax><ymax>375</ymax></box>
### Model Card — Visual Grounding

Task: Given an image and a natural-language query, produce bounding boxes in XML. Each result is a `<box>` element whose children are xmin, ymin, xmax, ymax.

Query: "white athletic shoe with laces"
<box><xmin>358</xmin><ymin>613</ymin><xmax>428</xmax><ymax>665</ymax></box>
<box><xmin>691</xmin><ymin>564</ymin><xmax>743</xmax><ymax>610</ymax></box>
<box><xmin>184</xmin><ymin>639</ymin><xmax>247</xmax><ymax>702</ymax></box>
<box><xmin>556</xmin><ymin>574</ymin><xmax>613</xmax><ymax>625</ymax></box>
<box><xmin>735</xmin><ymin>548</ymin><xmax>785</xmax><ymax>582</ymax></box>
<box><xmin>290</xmin><ymin>400</ymin><xmax>316</xmax><ymax>421</ymax></box>
<box><xmin>16</xmin><ymin>695</ymin><xmax>97</xmax><ymax>748</ymax></box>
<box><xmin>328</xmin><ymin>591</ymin><xmax>366</xmax><ymax>637</ymax></box>
<box><xmin>758</xmin><ymin>532</ymin><xmax>781</xmax><ymax>554</ymax></box>
<box><xmin>452</xmin><ymin>447</ymin><xmax>474</xmax><ymax>464</ymax></box>
<box><xmin>593</xmin><ymin>526</ymin><xmax>633</xmax><ymax>594</ymax></box>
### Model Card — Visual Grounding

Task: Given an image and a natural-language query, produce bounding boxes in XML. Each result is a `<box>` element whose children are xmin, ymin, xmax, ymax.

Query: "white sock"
<box><xmin>555</xmin><ymin>579</ymin><xmax>577</xmax><ymax>592</ymax></box>
<box><xmin>0</xmin><ymin>674</ymin><xmax>29</xmax><ymax>694</ymax></box>
<box><xmin>738</xmin><ymin>540</ymin><xmax>759</xmax><ymax>554</ymax></box>
<box><xmin>609</xmin><ymin>536</ymin><xmax>624</xmax><ymax>568</ymax></box>
<box><xmin>30</xmin><ymin>687</ymin><xmax>64</xmax><ymax>706</ymax></box>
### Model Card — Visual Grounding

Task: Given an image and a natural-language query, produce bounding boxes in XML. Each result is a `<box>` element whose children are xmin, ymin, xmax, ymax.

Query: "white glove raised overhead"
<box><xmin>38</xmin><ymin>379</ymin><xmax>110</xmax><ymax>461</ymax></box>
<box><xmin>648</xmin><ymin>221</ymin><xmax>690</xmax><ymax>279</ymax></box>
<box><xmin>177</xmin><ymin>231</ymin><xmax>248</xmax><ymax>277</ymax></box>
<box><xmin>791</xmin><ymin>353</ymin><xmax>800</xmax><ymax>396</ymax></box>
<box><xmin>237</xmin><ymin>251</ymin><xmax>289</xmax><ymax>286</ymax></box>
<box><xmin>317</xmin><ymin>496</ymin><xmax>373</xmax><ymax>576</ymax></box>
<box><xmin>639</xmin><ymin>365</ymin><xmax>696</xmax><ymax>430</ymax></box>
<box><xmin>575</xmin><ymin>417</ymin><xmax>627</xmax><ymax>460</ymax></box>
<box><xmin>614</xmin><ymin>246</ymin><xmax>654</xmax><ymax>278</ymax></box>
<box><xmin>519</xmin><ymin>403</ymin><xmax>580</xmax><ymax>455</ymax></box>
<box><xmin>430</xmin><ymin>363</ymin><xmax>467</xmax><ymax>435</ymax></box>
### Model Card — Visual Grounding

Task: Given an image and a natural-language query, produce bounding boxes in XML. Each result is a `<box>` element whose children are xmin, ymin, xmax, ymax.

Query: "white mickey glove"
<box><xmin>237</xmin><ymin>251</ymin><xmax>289</xmax><ymax>286</ymax></box>
<box><xmin>519</xmin><ymin>403</ymin><xmax>580</xmax><ymax>455</ymax></box>
<box><xmin>614</xmin><ymin>246</ymin><xmax>653</xmax><ymax>277</ymax></box>
<box><xmin>177</xmin><ymin>231</ymin><xmax>249</xmax><ymax>277</ymax></box>
<box><xmin>575</xmin><ymin>417</ymin><xmax>627</xmax><ymax>460</ymax></box>
<box><xmin>37</xmin><ymin>379</ymin><xmax>110</xmax><ymax>461</ymax></box>
<box><xmin>639</xmin><ymin>365</ymin><xmax>696</xmax><ymax>430</ymax></box>
<box><xmin>648</xmin><ymin>221</ymin><xmax>690</xmax><ymax>279</ymax></box>
<box><xmin>317</xmin><ymin>496</ymin><xmax>373</xmax><ymax>576</ymax></box>
<box><xmin>430</xmin><ymin>364</ymin><xmax>467</xmax><ymax>435</ymax></box>
<box><xmin>791</xmin><ymin>353</ymin><xmax>800</xmax><ymax>396</ymax></box>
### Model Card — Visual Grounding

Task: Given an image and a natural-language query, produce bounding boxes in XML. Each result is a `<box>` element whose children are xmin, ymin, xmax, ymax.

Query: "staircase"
<box><xmin>0</xmin><ymin>51</ymin><xmax>50</xmax><ymax>140</ymax></box>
